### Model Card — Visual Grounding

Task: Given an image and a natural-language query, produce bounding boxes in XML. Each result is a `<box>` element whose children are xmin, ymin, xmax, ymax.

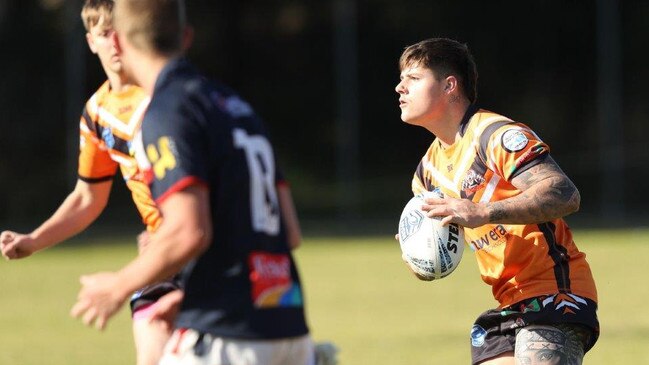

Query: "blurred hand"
<box><xmin>0</xmin><ymin>231</ymin><xmax>38</xmax><ymax>260</ymax></box>
<box><xmin>148</xmin><ymin>289</ymin><xmax>183</xmax><ymax>331</ymax></box>
<box><xmin>70</xmin><ymin>272</ymin><xmax>128</xmax><ymax>330</ymax></box>
<box><xmin>421</xmin><ymin>196</ymin><xmax>488</xmax><ymax>228</ymax></box>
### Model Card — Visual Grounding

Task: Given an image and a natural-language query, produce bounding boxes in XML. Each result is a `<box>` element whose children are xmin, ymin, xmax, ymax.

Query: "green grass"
<box><xmin>1</xmin><ymin>228</ymin><xmax>648</xmax><ymax>364</ymax></box>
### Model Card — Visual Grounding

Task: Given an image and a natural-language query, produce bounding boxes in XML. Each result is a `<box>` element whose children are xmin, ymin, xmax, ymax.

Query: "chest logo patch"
<box><xmin>501</xmin><ymin>129</ymin><xmax>528</xmax><ymax>152</ymax></box>
<box><xmin>461</xmin><ymin>169</ymin><xmax>486</xmax><ymax>195</ymax></box>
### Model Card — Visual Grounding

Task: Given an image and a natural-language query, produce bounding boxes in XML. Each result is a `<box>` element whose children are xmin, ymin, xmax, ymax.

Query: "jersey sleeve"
<box><xmin>481</xmin><ymin>122</ymin><xmax>549</xmax><ymax>181</ymax></box>
<box><xmin>78</xmin><ymin>108</ymin><xmax>118</xmax><ymax>182</ymax></box>
<box><xmin>140</xmin><ymin>106</ymin><xmax>209</xmax><ymax>204</ymax></box>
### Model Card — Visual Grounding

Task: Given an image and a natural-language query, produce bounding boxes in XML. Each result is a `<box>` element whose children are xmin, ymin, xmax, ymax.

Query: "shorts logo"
<box><xmin>501</xmin><ymin>129</ymin><xmax>528</xmax><ymax>152</ymax></box>
<box><xmin>470</xmin><ymin>324</ymin><xmax>487</xmax><ymax>347</ymax></box>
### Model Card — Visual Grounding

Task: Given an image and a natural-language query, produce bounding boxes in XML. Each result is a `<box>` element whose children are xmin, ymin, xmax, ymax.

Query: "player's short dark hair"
<box><xmin>399</xmin><ymin>38</ymin><xmax>478</xmax><ymax>103</ymax></box>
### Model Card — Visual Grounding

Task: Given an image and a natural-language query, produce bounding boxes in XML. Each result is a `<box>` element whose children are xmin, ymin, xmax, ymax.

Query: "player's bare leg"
<box><xmin>132</xmin><ymin>305</ymin><xmax>173</xmax><ymax>365</ymax></box>
<box><xmin>514</xmin><ymin>325</ymin><xmax>585</xmax><ymax>365</ymax></box>
<box><xmin>477</xmin><ymin>352</ymin><xmax>515</xmax><ymax>365</ymax></box>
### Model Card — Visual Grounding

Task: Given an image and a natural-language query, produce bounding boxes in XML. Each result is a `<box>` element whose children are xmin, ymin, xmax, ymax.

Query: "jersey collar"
<box><xmin>459</xmin><ymin>104</ymin><xmax>479</xmax><ymax>137</ymax></box>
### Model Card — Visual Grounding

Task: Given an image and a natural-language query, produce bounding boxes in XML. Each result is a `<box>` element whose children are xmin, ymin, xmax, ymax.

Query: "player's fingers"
<box><xmin>424</xmin><ymin>206</ymin><xmax>447</xmax><ymax>218</ymax></box>
<box><xmin>70</xmin><ymin>299</ymin><xmax>90</xmax><ymax>319</ymax></box>
<box><xmin>0</xmin><ymin>231</ymin><xmax>15</xmax><ymax>245</ymax></box>
<box><xmin>80</xmin><ymin>275</ymin><xmax>93</xmax><ymax>286</ymax></box>
<box><xmin>2</xmin><ymin>247</ymin><xmax>15</xmax><ymax>260</ymax></box>
<box><xmin>439</xmin><ymin>215</ymin><xmax>453</xmax><ymax>227</ymax></box>
<box><xmin>423</xmin><ymin>197</ymin><xmax>445</xmax><ymax>205</ymax></box>
<box><xmin>82</xmin><ymin>306</ymin><xmax>98</xmax><ymax>327</ymax></box>
<box><xmin>95</xmin><ymin>315</ymin><xmax>107</xmax><ymax>331</ymax></box>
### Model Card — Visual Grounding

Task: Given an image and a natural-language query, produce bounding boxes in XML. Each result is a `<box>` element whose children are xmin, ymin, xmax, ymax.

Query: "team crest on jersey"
<box><xmin>461</xmin><ymin>169</ymin><xmax>485</xmax><ymax>195</ymax></box>
<box><xmin>501</xmin><ymin>129</ymin><xmax>528</xmax><ymax>152</ymax></box>
<box><xmin>101</xmin><ymin>127</ymin><xmax>116</xmax><ymax>149</ymax></box>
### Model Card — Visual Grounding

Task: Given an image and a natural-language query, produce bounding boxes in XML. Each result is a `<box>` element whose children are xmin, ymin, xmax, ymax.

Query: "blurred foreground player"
<box><xmin>70</xmin><ymin>1</ymin><xmax>332</xmax><ymax>364</ymax></box>
<box><xmin>0</xmin><ymin>1</ymin><xmax>181</xmax><ymax>364</ymax></box>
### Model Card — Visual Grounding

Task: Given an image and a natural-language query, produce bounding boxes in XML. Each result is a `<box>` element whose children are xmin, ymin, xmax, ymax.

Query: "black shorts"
<box><xmin>470</xmin><ymin>294</ymin><xmax>599</xmax><ymax>365</ymax></box>
<box><xmin>129</xmin><ymin>277</ymin><xmax>182</xmax><ymax>315</ymax></box>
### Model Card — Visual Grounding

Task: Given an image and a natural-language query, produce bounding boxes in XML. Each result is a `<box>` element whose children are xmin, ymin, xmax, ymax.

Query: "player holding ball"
<box><xmin>395</xmin><ymin>38</ymin><xmax>599</xmax><ymax>365</ymax></box>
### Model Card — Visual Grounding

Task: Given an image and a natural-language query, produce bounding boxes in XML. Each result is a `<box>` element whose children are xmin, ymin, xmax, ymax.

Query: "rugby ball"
<box><xmin>398</xmin><ymin>191</ymin><xmax>464</xmax><ymax>281</ymax></box>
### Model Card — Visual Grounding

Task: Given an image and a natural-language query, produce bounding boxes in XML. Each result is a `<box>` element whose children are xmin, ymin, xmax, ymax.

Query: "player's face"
<box><xmin>395</xmin><ymin>63</ymin><xmax>446</xmax><ymax>127</ymax></box>
<box><xmin>86</xmin><ymin>17</ymin><xmax>122</xmax><ymax>75</ymax></box>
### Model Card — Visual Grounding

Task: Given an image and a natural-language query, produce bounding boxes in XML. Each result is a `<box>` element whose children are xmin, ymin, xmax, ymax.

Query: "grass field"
<box><xmin>1</xmin><ymin>228</ymin><xmax>648</xmax><ymax>364</ymax></box>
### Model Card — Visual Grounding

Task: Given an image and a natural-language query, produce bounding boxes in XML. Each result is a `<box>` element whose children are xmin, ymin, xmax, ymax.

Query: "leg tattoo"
<box><xmin>514</xmin><ymin>325</ymin><xmax>585</xmax><ymax>365</ymax></box>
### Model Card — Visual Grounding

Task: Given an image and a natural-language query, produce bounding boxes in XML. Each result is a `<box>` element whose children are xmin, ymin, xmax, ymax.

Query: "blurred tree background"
<box><xmin>1</xmin><ymin>0</ymin><xmax>647</xmax><ymax>234</ymax></box>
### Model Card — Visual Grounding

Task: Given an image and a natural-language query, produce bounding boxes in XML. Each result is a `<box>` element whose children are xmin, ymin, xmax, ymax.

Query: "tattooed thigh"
<box><xmin>514</xmin><ymin>325</ymin><xmax>585</xmax><ymax>365</ymax></box>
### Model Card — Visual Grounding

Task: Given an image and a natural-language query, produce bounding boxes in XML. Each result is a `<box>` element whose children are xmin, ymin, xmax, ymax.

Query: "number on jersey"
<box><xmin>233</xmin><ymin>129</ymin><xmax>280</xmax><ymax>235</ymax></box>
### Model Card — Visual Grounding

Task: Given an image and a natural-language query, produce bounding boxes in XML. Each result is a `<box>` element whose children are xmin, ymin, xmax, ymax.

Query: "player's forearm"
<box><xmin>486</xmin><ymin>175</ymin><xmax>580</xmax><ymax>225</ymax></box>
<box><xmin>115</xmin><ymin>187</ymin><xmax>212</xmax><ymax>297</ymax></box>
<box><xmin>115</xmin><ymin>217</ymin><xmax>210</xmax><ymax>297</ymax></box>
<box><xmin>31</xmin><ymin>187</ymin><xmax>107</xmax><ymax>250</ymax></box>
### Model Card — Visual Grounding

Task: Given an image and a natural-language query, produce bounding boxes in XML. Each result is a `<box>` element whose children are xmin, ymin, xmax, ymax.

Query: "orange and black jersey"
<box><xmin>78</xmin><ymin>81</ymin><xmax>162</xmax><ymax>231</ymax></box>
<box><xmin>412</xmin><ymin>105</ymin><xmax>597</xmax><ymax>308</ymax></box>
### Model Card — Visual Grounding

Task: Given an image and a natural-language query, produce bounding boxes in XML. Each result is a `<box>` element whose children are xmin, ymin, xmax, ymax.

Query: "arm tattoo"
<box><xmin>488</xmin><ymin>157</ymin><xmax>580</xmax><ymax>224</ymax></box>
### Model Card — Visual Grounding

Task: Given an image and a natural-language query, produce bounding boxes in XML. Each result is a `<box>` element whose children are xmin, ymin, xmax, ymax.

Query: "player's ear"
<box><xmin>86</xmin><ymin>32</ymin><xmax>98</xmax><ymax>54</ymax></box>
<box><xmin>443</xmin><ymin>76</ymin><xmax>458</xmax><ymax>94</ymax></box>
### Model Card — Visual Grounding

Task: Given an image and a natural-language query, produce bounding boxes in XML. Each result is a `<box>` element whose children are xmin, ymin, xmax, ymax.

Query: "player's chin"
<box><xmin>400</xmin><ymin>115</ymin><xmax>424</xmax><ymax>127</ymax></box>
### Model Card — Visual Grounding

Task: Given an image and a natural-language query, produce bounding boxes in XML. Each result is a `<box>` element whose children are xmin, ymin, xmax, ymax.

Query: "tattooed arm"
<box><xmin>422</xmin><ymin>156</ymin><xmax>580</xmax><ymax>228</ymax></box>
<box><xmin>487</xmin><ymin>156</ymin><xmax>580</xmax><ymax>224</ymax></box>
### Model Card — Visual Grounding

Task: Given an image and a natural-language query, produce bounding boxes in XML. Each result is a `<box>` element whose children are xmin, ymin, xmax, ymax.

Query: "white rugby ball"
<box><xmin>398</xmin><ymin>192</ymin><xmax>464</xmax><ymax>281</ymax></box>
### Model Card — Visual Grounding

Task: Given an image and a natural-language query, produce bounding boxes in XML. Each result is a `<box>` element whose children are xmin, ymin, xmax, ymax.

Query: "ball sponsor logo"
<box><xmin>399</xmin><ymin>209</ymin><xmax>424</xmax><ymax>242</ymax></box>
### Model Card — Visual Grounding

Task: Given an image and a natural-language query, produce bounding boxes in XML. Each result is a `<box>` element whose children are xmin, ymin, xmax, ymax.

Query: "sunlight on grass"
<box><xmin>0</xmin><ymin>228</ymin><xmax>647</xmax><ymax>364</ymax></box>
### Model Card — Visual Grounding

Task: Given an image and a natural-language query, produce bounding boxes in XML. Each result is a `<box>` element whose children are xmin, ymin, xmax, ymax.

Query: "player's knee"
<box><xmin>515</xmin><ymin>324</ymin><xmax>584</xmax><ymax>365</ymax></box>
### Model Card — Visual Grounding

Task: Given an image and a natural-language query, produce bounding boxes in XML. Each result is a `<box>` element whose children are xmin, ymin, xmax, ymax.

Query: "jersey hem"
<box><xmin>78</xmin><ymin>174</ymin><xmax>114</xmax><ymax>183</ymax></box>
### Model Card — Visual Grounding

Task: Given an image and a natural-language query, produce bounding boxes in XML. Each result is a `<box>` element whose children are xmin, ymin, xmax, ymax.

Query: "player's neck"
<box><xmin>106</xmin><ymin>71</ymin><xmax>129</xmax><ymax>93</ymax></box>
<box><xmin>430</xmin><ymin>99</ymin><xmax>471</xmax><ymax>148</ymax></box>
<box><xmin>135</xmin><ymin>54</ymin><xmax>174</xmax><ymax>96</ymax></box>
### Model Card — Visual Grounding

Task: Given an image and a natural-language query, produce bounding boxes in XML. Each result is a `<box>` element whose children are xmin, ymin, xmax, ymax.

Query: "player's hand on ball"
<box><xmin>421</xmin><ymin>196</ymin><xmax>488</xmax><ymax>228</ymax></box>
<box><xmin>0</xmin><ymin>231</ymin><xmax>37</xmax><ymax>260</ymax></box>
<box><xmin>71</xmin><ymin>272</ymin><xmax>128</xmax><ymax>330</ymax></box>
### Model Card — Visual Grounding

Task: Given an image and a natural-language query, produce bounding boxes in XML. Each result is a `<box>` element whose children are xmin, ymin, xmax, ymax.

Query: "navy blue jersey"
<box><xmin>136</xmin><ymin>58</ymin><xmax>308</xmax><ymax>339</ymax></box>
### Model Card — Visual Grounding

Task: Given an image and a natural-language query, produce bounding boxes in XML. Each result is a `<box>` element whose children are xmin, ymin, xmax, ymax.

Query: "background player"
<box><xmin>395</xmin><ymin>38</ymin><xmax>599</xmax><ymax>365</ymax></box>
<box><xmin>3</xmin><ymin>1</ymin><xmax>176</xmax><ymax>364</ymax></box>
<box><xmin>70</xmin><ymin>0</ymin><xmax>320</xmax><ymax>364</ymax></box>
